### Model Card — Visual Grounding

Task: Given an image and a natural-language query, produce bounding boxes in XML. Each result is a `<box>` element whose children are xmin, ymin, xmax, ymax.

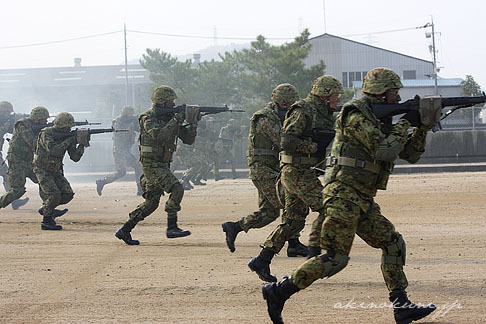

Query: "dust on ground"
<box><xmin>0</xmin><ymin>172</ymin><xmax>485</xmax><ymax>324</ymax></box>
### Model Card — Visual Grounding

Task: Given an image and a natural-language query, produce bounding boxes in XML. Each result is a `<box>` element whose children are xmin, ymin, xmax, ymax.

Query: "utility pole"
<box><xmin>322</xmin><ymin>0</ymin><xmax>327</xmax><ymax>34</ymax></box>
<box><xmin>425</xmin><ymin>17</ymin><xmax>438</xmax><ymax>95</ymax></box>
<box><xmin>124</xmin><ymin>23</ymin><xmax>129</xmax><ymax>105</ymax></box>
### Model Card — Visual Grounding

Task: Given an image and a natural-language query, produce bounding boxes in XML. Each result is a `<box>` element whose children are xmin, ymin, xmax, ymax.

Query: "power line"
<box><xmin>0</xmin><ymin>30</ymin><xmax>123</xmax><ymax>49</ymax></box>
<box><xmin>127</xmin><ymin>29</ymin><xmax>293</xmax><ymax>41</ymax></box>
<box><xmin>342</xmin><ymin>24</ymin><xmax>429</xmax><ymax>37</ymax></box>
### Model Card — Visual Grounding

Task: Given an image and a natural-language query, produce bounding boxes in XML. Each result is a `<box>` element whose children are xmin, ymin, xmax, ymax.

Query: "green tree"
<box><xmin>461</xmin><ymin>75</ymin><xmax>482</xmax><ymax>96</ymax></box>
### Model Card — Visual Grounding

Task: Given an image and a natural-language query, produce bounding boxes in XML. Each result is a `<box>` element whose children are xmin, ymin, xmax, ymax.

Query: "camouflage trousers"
<box><xmin>0</xmin><ymin>158</ymin><xmax>10</xmax><ymax>192</ymax></box>
<box><xmin>181</xmin><ymin>149</ymin><xmax>207</xmax><ymax>182</ymax></box>
<box><xmin>129</xmin><ymin>159</ymin><xmax>183</xmax><ymax>223</ymax></box>
<box><xmin>0</xmin><ymin>159</ymin><xmax>38</xmax><ymax>208</ymax></box>
<box><xmin>263</xmin><ymin>164</ymin><xmax>324</xmax><ymax>253</ymax></box>
<box><xmin>292</xmin><ymin>195</ymin><xmax>408</xmax><ymax>292</ymax></box>
<box><xmin>103</xmin><ymin>150</ymin><xmax>142</xmax><ymax>191</ymax></box>
<box><xmin>239</xmin><ymin>162</ymin><xmax>283</xmax><ymax>232</ymax></box>
<box><xmin>34</xmin><ymin>167</ymin><xmax>74</xmax><ymax>217</ymax></box>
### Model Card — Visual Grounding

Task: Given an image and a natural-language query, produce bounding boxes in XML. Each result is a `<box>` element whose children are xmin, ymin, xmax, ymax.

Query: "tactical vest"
<box><xmin>7</xmin><ymin>118</ymin><xmax>35</xmax><ymax>161</ymax></box>
<box><xmin>112</xmin><ymin>116</ymin><xmax>137</xmax><ymax>152</ymax></box>
<box><xmin>324</xmin><ymin>97</ymin><xmax>393</xmax><ymax>197</ymax></box>
<box><xmin>247</xmin><ymin>103</ymin><xmax>281</xmax><ymax>166</ymax></box>
<box><xmin>138</xmin><ymin>108</ymin><xmax>177</xmax><ymax>162</ymax></box>
<box><xmin>280</xmin><ymin>95</ymin><xmax>335</xmax><ymax>166</ymax></box>
<box><xmin>34</xmin><ymin>127</ymin><xmax>66</xmax><ymax>172</ymax></box>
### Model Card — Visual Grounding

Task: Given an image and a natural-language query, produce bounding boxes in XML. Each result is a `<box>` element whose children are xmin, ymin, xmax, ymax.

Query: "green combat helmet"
<box><xmin>54</xmin><ymin>112</ymin><xmax>75</xmax><ymax>129</ymax></box>
<box><xmin>362</xmin><ymin>67</ymin><xmax>403</xmax><ymax>95</ymax></box>
<box><xmin>272</xmin><ymin>83</ymin><xmax>299</xmax><ymax>105</ymax></box>
<box><xmin>152</xmin><ymin>85</ymin><xmax>177</xmax><ymax>105</ymax></box>
<box><xmin>121</xmin><ymin>105</ymin><xmax>135</xmax><ymax>117</ymax></box>
<box><xmin>0</xmin><ymin>101</ymin><xmax>14</xmax><ymax>115</ymax></box>
<box><xmin>30</xmin><ymin>106</ymin><xmax>50</xmax><ymax>121</ymax></box>
<box><xmin>311</xmin><ymin>75</ymin><xmax>344</xmax><ymax>97</ymax></box>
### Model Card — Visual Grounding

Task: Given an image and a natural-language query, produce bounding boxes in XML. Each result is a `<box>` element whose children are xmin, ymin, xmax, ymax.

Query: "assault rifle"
<box><xmin>154</xmin><ymin>104</ymin><xmax>244</xmax><ymax>116</ymax></box>
<box><xmin>32</xmin><ymin>120</ymin><xmax>101</xmax><ymax>133</ymax></box>
<box><xmin>300</xmin><ymin>129</ymin><xmax>336</xmax><ymax>154</ymax></box>
<box><xmin>52</xmin><ymin>127</ymin><xmax>127</xmax><ymax>141</ymax></box>
<box><xmin>370</xmin><ymin>93</ymin><xmax>486</xmax><ymax>120</ymax></box>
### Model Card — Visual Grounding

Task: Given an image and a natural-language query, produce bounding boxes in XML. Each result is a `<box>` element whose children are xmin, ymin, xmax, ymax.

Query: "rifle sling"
<box><xmin>326</xmin><ymin>156</ymin><xmax>381</xmax><ymax>174</ymax></box>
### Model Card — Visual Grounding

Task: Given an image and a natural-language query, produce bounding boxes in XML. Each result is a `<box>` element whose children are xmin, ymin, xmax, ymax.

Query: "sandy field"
<box><xmin>0</xmin><ymin>172</ymin><xmax>485</xmax><ymax>324</ymax></box>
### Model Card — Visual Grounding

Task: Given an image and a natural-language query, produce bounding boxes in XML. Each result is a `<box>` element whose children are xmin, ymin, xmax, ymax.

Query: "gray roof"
<box><xmin>0</xmin><ymin>64</ymin><xmax>150</xmax><ymax>88</ymax></box>
<box><xmin>353</xmin><ymin>78</ymin><xmax>463</xmax><ymax>89</ymax></box>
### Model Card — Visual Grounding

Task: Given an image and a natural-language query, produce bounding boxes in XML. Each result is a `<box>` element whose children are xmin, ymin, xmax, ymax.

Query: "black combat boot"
<box><xmin>166</xmin><ymin>217</ymin><xmax>191</xmax><ymax>238</ymax></box>
<box><xmin>262</xmin><ymin>276</ymin><xmax>300</xmax><ymax>324</ymax></box>
<box><xmin>38</xmin><ymin>208</ymin><xmax>68</xmax><ymax>218</ymax></box>
<box><xmin>115</xmin><ymin>219</ymin><xmax>140</xmax><ymax>245</ymax></box>
<box><xmin>41</xmin><ymin>215</ymin><xmax>62</xmax><ymax>230</ymax></box>
<box><xmin>389</xmin><ymin>289</ymin><xmax>436</xmax><ymax>324</ymax></box>
<box><xmin>11</xmin><ymin>197</ymin><xmax>29</xmax><ymax>210</ymax></box>
<box><xmin>286</xmin><ymin>238</ymin><xmax>308</xmax><ymax>257</ymax></box>
<box><xmin>96</xmin><ymin>179</ymin><xmax>106</xmax><ymax>196</ymax></box>
<box><xmin>248</xmin><ymin>247</ymin><xmax>277</xmax><ymax>282</ymax></box>
<box><xmin>214</xmin><ymin>175</ymin><xmax>225</xmax><ymax>181</ymax></box>
<box><xmin>307</xmin><ymin>246</ymin><xmax>322</xmax><ymax>259</ymax></box>
<box><xmin>221</xmin><ymin>221</ymin><xmax>242</xmax><ymax>252</ymax></box>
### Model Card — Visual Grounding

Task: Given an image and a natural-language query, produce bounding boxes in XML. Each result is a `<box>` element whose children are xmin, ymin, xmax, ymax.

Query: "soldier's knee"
<box><xmin>117</xmin><ymin>169</ymin><xmax>127</xmax><ymax>177</ymax></box>
<box><xmin>382</xmin><ymin>234</ymin><xmax>406</xmax><ymax>266</ymax></box>
<box><xmin>169</xmin><ymin>182</ymin><xmax>184</xmax><ymax>200</ymax></box>
<box><xmin>318</xmin><ymin>250</ymin><xmax>350</xmax><ymax>278</ymax></box>
<box><xmin>282</xmin><ymin>218</ymin><xmax>306</xmax><ymax>238</ymax></box>
<box><xmin>11</xmin><ymin>187</ymin><xmax>27</xmax><ymax>197</ymax></box>
<box><xmin>60</xmin><ymin>192</ymin><xmax>75</xmax><ymax>205</ymax></box>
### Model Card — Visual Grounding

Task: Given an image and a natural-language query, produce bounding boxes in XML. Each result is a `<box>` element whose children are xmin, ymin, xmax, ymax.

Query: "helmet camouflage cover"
<box><xmin>0</xmin><ymin>101</ymin><xmax>14</xmax><ymax>115</ymax></box>
<box><xmin>362</xmin><ymin>67</ymin><xmax>403</xmax><ymax>95</ymax></box>
<box><xmin>151</xmin><ymin>85</ymin><xmax>177</xmax><ymax>104</ymax></box>
<box><xmin>271</xmin><ymin>83</ymin><xmax>299</xmax><ymax>105</ymax></box>
<box><xmin>30</xmin><ymin>106</ymin><xmax>50</xmax><ymax>120</ymax></box>
<box><xmin>311</xmin><ymin>75</ymin><xmax>344</xmax><ymax>97</ymax></box>
<box><xmin>121</xmin><ymin>105</ymin><xmax>135</xmax><ymax>116</ymax></box>
<box><xmin>54</xmin><ymin>112</ymin><xmax>75</xmax><ymax>129</ymax></box>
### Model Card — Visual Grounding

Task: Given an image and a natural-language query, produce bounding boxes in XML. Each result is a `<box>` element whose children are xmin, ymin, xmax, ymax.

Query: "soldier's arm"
<box><xmin>344</xmin><ymin>110</ymin><xmax>410</xmax><ymax>161</ymax></box>
<box><xmin>142</xmin><ymin>115</ymin><xmax>180</xmax><ymax>140</ymax></box>
<box><xmin>67</xmin><ymin>142</ymin><xmax>85</xmax><ymax>162</ymax></box>
<box><xmin>281</xmin><ymin>108</ymin><xmax>317</xmax><ymax>154</ymax></box>
<box><xmin>178</xmin><ymin>125</ymin><xmax>197</xmax><ymax>145</ymax></box>
<box><xmin>17</xmin><ymin>123</ymin><xmax>38</xmax><ymax>151</ymax></box>
<box><xmin>254</xmin><ymin>115</ymin><xmax>281</xmax><ymax>148</ymax></box>
<box><xmin>399</xmin><ymin>125</ymin><xmax>429</xmax><ymax>164</ymax></box>
<box><xmin>41</xmin><ymin>131</ymin><xmax>77</xmax><ymax>156</ymax></box>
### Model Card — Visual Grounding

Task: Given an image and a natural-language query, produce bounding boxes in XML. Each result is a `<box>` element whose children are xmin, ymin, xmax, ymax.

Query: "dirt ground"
<box><xmin>0</xmin><ymin>172</ymin><xmax>485</xmax><ymax>324</ymax></box>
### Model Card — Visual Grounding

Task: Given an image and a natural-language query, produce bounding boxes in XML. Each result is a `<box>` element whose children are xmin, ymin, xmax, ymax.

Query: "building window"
<box><xmin>349</xmin><ymin>71</ymin><xmax>356</xmax><ymax>87</ymax></box>
<box><xmin>403</xmin><ymin>70</ymin><xmax>416</xmax><ymax>80</ymax></box>
<box><xmin>354</xmin><ymin>72</ymin><xmax>362</xmax><ymax>81</ymax></box>
<box><xmin>362</xmin><ymin>71</ymin><xmax>368</xmax><ymax>80</ymax></box>
<box><xmin>342</xmin><ymin>72</ymin><xmax>348</xmax><ymax>88</ymax></box>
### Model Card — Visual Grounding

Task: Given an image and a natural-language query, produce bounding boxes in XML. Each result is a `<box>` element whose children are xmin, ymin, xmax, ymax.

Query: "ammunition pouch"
<box><xmin>280</xmin><ymin>134</ymin><xmax>300</xmax><ymax>152</ymax></box>
<box><xmin>325</xmin><ymin>156</ymin><xmax>381</xmax><ymax>174</ymax></box>
<box><xmin>34</xmin><ymin>153</ymin><xmax>62</xmax><ymax>172</ymax></box>
<box><xmin>140</xmin><ymin>144</ymin><xmax>175</xmax><ymax>162</ymax></box>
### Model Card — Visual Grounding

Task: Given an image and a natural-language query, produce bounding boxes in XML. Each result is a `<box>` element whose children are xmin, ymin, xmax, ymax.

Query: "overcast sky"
<box><xmin>1</xmin><ymin>0</ymin><xmax>485</xmax><ymax>90</ymax></box>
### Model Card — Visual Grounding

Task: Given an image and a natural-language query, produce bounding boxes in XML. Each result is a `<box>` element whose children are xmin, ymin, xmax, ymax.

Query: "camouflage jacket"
<box><xmin>0</xmin><ymin>118</ymin><xmax>13</xmax><ymax>162</ymax></box>
<box><xmin>33</xmin><ymin>127</ymin><xmax>84</xmax><ymax>172</ymax></box>
<box><xmin>194</xmin><ymin>123</ymin><xmax>218</xmax><ymax>153</ymax></box>
<box><xmin>247</xmin><ymin>102</ymin><xmax>282</xmax><ymax>178</ymax></box>
<box><xmin>138</xmin><ymin>107</ymin><xmax>196</xmax><ymax>163</ymax></box>
<box><xmin>280</xmin><ymin>93</ymin><xmax>336</xmax><ymax>167</ymax></box>
<box><xmin>6</xmin><ymin>118</ymin><xmax>37</xmax><ymax>162</ymax></box>
<box><xmin>112</xmin><ymin>115</ymin><xmax>138</xmax><ymax>153</ymax></box>
<box><xmin>323</xmin><ymin>95</ymin><xmax>427</xmax><ymax>209</ymax></box>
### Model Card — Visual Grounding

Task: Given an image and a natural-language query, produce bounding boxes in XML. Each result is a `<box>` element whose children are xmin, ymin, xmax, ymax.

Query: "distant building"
<box><xmin>0</xmin><ymin>58</ymin><xmax>151</xmax><ymax>116</ymax></box>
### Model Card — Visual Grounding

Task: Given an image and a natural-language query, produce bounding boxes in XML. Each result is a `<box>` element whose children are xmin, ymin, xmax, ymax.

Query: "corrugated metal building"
<box><xmin>305</xmin><ymin>33</ymin><xmax>435</xmax><ymax>89</ymax></box>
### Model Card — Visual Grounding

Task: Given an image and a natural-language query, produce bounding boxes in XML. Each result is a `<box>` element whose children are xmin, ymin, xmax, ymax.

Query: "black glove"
<box><xmin>401</xmin><ymin>110</ymin><xmax>421</xmax><ymax>127</ymax></box>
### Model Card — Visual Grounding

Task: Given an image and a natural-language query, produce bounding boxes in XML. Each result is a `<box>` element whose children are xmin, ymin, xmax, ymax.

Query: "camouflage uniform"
<box><xmin>194</xmin><ymin>119</ymin><xmax>221</xmax><ymax>182</ymax></box>
<box><xmin>248</xmin><ymin>76</ymin><xmax>343</xmax><ymax>283</ymax></box>
<box><xmin>96</xmin><ymin>107</ymin><xmax>142</xmax><ymax>195</ymax></box>
<box><xmin>34</xmin><ymin>112</ymin><xmax>86</xmax><ymax>230</ymax></box>
<box><xmin>115</xmin><ymin>85</ymin><xmax>196</xmax><ymax>245</ymax></box>
<box><xmin>0</xmin><ymin>118</ymin><xmax>38</xmax><ymax>208</ymax></box>
<box><xmin>214</xmin><ymin>121</ymin><xmax>239</xmax><ymax>179</ymax></box>
<box><xmin>262</xmin><ymin>68</ymin><xmax>436</xmax><ymax>324</ymax></box>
